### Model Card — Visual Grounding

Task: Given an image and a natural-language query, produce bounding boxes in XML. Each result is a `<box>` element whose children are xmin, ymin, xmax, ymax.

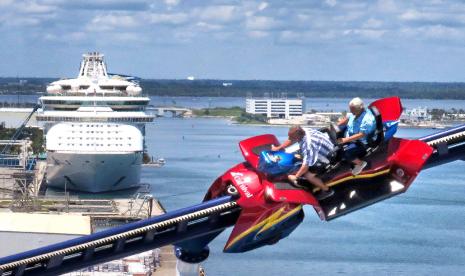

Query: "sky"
<box><xmin>1</xmin><ymin>0</ymin><xmax>465</xmax><ymax>82</ymax></box>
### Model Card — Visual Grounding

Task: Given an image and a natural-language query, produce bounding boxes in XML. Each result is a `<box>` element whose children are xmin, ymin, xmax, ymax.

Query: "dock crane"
<box><xmin>0</xmin><ymin>104</ymin><xmax>40</xmax><ymax>156</ymax></box>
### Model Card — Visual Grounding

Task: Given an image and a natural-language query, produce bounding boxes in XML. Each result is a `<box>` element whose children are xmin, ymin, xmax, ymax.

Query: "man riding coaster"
<box><xmin>337</xmin><ymin>97</ymin><xmax>377</xmax><ymax>175</ymax></box>
<box><xmin>272</xmin><ymin>125</ymin><xmax>335</xmax><ymax>200</ymax></box>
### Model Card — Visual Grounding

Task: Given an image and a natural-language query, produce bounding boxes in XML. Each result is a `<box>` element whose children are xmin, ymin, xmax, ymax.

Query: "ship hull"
<box><xmin>46</xmin><ymin>151</ymin><xmax>142</xmax><ymax>193</ymax></box>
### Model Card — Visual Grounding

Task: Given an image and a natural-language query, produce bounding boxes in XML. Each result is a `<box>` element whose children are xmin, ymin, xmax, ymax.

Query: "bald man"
<box><xmin>272</xmin><ymin>125</ymin><xmax>334</xmax><ymax>199</ymax></box>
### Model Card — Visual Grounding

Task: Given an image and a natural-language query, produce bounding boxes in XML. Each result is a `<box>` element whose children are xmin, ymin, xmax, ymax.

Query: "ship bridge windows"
<box><xmin>99</xmin><ymin>85</ymin><xmax>128</xmax><ymax>91</ymax></box>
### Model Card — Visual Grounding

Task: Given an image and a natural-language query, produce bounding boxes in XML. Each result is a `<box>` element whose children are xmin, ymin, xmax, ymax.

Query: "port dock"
<box><xmin>0</xmin><ymin>191</ymin><xmax>177</xmax><ymax>275</ymax></box>
<box><xmin>0</xmin><ymin>158</ymin><xmax>177</xmax><ymax>274</ymax></box>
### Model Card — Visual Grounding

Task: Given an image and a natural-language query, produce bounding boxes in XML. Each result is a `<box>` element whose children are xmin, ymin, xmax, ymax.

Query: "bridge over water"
<box><xmin>148</xmin><ymin>106</ymin><xmax>192</xmax><ymax>117</ymax></box>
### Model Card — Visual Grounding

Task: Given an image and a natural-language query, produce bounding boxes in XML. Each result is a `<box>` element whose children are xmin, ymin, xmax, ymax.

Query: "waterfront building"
<box><xmin>245</xmin><ymin>97</ymin><xmax>304</xmax><ymax>119</ymax></box>
<box><xmin>401</xmin><ymin>107</ymin><xmax>431</xmax><ymax>123</ymax></box>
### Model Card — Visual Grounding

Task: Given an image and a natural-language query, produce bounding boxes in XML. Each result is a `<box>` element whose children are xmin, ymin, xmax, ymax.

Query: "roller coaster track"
<box><xmin>0</xmin><ymin>196</ymin><xmax>240</xmax><ymax>276</ymax></box>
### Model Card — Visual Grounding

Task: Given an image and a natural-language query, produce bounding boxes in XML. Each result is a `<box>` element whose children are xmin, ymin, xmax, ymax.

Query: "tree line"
<box><xmin>2</xmin><ymin>77</ymin><xmax>465</xmax><ymax>99</ymax></box>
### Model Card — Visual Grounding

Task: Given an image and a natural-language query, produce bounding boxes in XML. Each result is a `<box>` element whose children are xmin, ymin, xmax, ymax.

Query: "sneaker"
<box><xmin>317</xmin><ymin>189</ymin><xmax>334</xmax><ymax>200</ymax></box>
<box><xmin>351</xmin><ymin>161</ymin><xmax>367</xmax><ymax>175</ymax></box>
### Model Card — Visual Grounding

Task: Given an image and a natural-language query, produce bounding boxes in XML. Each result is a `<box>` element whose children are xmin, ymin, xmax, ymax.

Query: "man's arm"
<box><xmin>271</xmin><ymin>139</ymin><xmax>292</xmax><ymax>151</ymax></box>
<box><xmin>295</xmin><ymin>163</ymin><xmax>309</xmax><ymax>178</ymax></box>
<box><xmin>338</xmin><ymin>113</ymin><xmax>375</xmax><ymax>144</ymax></box>
<box><xmin>338</xmin><ymin>132</ymin><xmax>365</xmax><ymax>144</ymax></box>
<box><xmin>337</xmin><ymin>116</ymin><xmax>349</xmax><ymax>126</ymax></box>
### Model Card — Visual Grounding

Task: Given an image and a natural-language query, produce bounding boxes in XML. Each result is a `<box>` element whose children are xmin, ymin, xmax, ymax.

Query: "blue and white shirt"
<box><xmin>346</xmin><ymin>109</ymin><xmax>376</xmax><ymax>144</ymax></box>
<box><xmin>299</xmin><ymin>129</ymin><xmax>334</xmax><ymax>166</ymax></box>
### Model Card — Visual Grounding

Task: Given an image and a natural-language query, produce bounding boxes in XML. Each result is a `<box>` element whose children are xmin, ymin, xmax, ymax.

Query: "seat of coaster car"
<box><xmin>311</xmin><ymin>106</ymin><xmax>385</xmax><ymax>175</ymax></box>
<box><xmin>364</xmin><ymin>105</ymin><xmax>384</xmax><ymax>155</ymax></box>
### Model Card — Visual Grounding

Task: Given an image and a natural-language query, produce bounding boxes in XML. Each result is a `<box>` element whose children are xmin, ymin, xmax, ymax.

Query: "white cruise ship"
<box><xmin>36</xmin><ymin>52</ymin><xmax>154</xmax><ymax>192</ymax></box>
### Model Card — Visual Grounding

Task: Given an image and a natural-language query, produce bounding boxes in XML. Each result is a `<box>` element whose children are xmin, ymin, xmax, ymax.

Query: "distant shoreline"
<box><xmin>4</xmin><ymin>78</ymin><xmax>465</xmax><ymax>100</ymax></box>
<box><xmin>192</xmin><ymin>114</ymin><xmax>452</xmax><ymax>129</ymax></box>
<box><xmin>5</xmin><ymin>93</ymin><xmax>465</xmax><ymax>101</ymax></box>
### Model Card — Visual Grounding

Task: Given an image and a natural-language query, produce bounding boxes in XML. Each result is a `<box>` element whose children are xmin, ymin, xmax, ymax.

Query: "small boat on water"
<box><xmin>143</xmin><ymin>157</ymin><xmax>166</xmax><ymax>167</ymax></box>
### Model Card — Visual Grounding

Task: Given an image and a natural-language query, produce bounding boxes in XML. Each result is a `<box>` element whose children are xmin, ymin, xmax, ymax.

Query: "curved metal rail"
<box><xmin>420</xmin><ymin>124</ymin><xmax>465</xmax><ymax>169</ymax></box>
<box><xmin>0</xmin><ymin>196</ymin><xmax>240</xmax><ymax>276</ymax></box>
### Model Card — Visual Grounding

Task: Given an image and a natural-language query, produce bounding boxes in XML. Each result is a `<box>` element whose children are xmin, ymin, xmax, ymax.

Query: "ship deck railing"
<box><xmin>35</xmin><ymin>116</ymin><xmax>154</xmax><ymax>123</ymax></box>
<box><xmin>43</xmin><ymin>92</ymin><xmax>150</xmax><ymax>97</ymax></box>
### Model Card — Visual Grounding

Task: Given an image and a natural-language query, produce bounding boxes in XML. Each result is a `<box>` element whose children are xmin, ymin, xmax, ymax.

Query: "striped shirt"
<box><xmin>299</xmin><ymin>129</ymin><xmax>335</xmax><ymax>166</ymax></box>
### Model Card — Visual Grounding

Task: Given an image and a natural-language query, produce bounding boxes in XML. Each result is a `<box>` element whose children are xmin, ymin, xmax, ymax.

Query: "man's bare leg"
<box><xmin>303</xmin><ymin>172</ymin><xmax>330</xmax><ymax>192</ymax></box>
<box><xmin>352</xmin><ymin>158</ymin><xmax>363</xmax><ymax>165</ymax></box>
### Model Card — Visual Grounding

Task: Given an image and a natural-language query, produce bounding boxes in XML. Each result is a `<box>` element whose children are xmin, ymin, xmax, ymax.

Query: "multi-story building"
<box><xmin>246</xmin><ymin>98</ymin><xmax>304</xmax><ymax>119</ymax></box>
<box><xmin>400</xmin><ymin>107</ymin><xmax>431</xmax><ymax>123</ymax></box>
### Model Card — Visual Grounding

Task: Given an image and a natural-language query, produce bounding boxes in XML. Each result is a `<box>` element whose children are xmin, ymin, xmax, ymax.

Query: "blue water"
<box><xmin>143</xmin><ymin>118</ymin><xmax>465</xmax><ymax>275</ymax></box>
<box><xmin>4</xmin><ymin>94</ymin><xmax>465</xmax><ymax>274</ymax></box>
<box><xmin>151</xmin><ymin>96</ymin><xmax>465</xmax><ymax>112</ymax></box>
<box><xmin>4</xmin><ymin>94</ymin><xmax>465</xmax><ymax>112</ymax></box>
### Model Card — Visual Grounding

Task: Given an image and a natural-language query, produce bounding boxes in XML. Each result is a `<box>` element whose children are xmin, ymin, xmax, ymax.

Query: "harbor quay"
<box><xmin>0</xmin><ymin>142</ymin><xmax>176</xmax><ymax>274</ymax></box>
<box><xmin>0</xmin><ymin>164</ymin><xmax>177</xmax><ymax>275</ymax></box>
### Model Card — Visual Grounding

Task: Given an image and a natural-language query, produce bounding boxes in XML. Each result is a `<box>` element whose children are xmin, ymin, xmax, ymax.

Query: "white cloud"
<box><xmin>399</xmin><ymin>9</ymin><xmax>450</xmax><ymax>23</ymax></box>
<box><xmin>400</xmin><ymin>10</ymin><xmax>425</xmax><ymax>21</ymax></box>
<box><xmin>112</xmin><ymin>32</ymin><xmax>142</xmax><ymax>42</ymax></box>
<box><xmin>196</xmin><ymin>21</ymin><xmax>223</xmax><ymax>31</ymax></box>
<box><xmin>87</xmin><ymin>14</ymin><xmax>139</xmax><ymax>31</ymax></box>
<box><xmin>43</xmin><ymin>31</ymin><xmax>87</xmax><ymax>42</ymax></box>
<box><xmin>377</xmin><ymin>0</ymin><xmax>397</xmax><ymax>13</ymax></box>
<box><xmin>258</xmin><ymin>2</ymin><xmax>268</xmax><ymax>11</ymax></box>
<box><xmin>16</xmin><ymin>1</ymin><xmax>56</xmax><ymax>13</ymax></box>
<box><xmin>363</xmin><ymin>18</ymin><xmax>383</xmax><ymax>29</ymax></box>
<box><xmin>0</xmin><ymin>0</ymin><xmax>13</xmax><ymax>6</ymax></box>
<box><xmin>6</xmin><ymin>17</ymin><xmax>41</xmax><ymax>26</ymax></box>
<box><xmin>277</xmin><ymin>30</ymin><xmax>324</xmax><ymax>44</ymax></box>
<box><xmin>69</xmin><ymin>32</ymin><xmax>87</xmax><ymax>41</ymax></box>
<box><xmin>247</xmin><ymin>30</ymin><xmax>269</xmax><ymax>38</ymax></box>
<box><xmin>194</xmin><ymin>5</ymin><xmax>238</xmax><ymax>23</ymax></box>
<box><xmin>325</xmin><ymin>0</ymin><xmax>337</xmax><ymax>7</ymax></box>
<box><xmin>398</xmin><ymin>9</ymin><xmax>465</xmax><ymax>27</ymax></box>
<box><xmin>296</xmin><ymin>13</ymin><xmax>310</xmax><ymax>22</ymax></box>
<box><xmin>150</xmin><ymin>12</ymin><xmax>189</xmax><ymax>25</ymax></box>
<box><xmin>344</xmin><ymin>29</ymin><xmax>386</xmax><ymax>39</ymax></box>
<box><xmin>245</xmin><ymin>16</ymin><xmax>279</xmax><ymax>30</ymax></box>
<box><xmin>426</xmin><ymin>25</ymin><xmax>463</xmax><ymax>39</ymax></box>
<box><xmin>401</xmin><ymin>25</ymin><xmax>465</xmax><ymax>41</ymax></box>
<box><xmin>173</xmin><ymin>30</ymin><xmax>195</xmax><ymax>42</ymax></box>
<box><xmin>164</xmin><ymin>0</ymin><xmax>180</xmax><ymax>6</ymax></box>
